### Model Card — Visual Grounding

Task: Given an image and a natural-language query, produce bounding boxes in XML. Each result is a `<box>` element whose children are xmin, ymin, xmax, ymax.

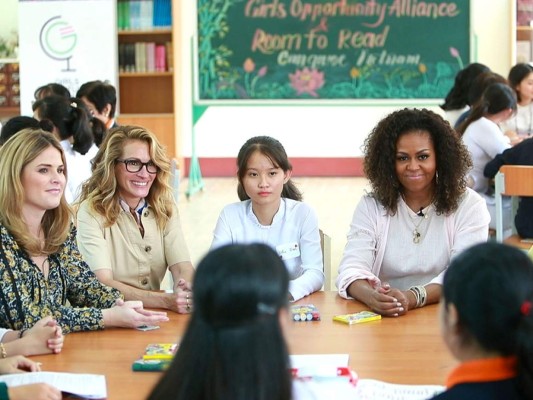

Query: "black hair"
<box><xmin>33</xmin><ymin>83</ymin><xmax>71</xmax><ymax>100</ymax></box>
<box><xmin>457</xmin><ymin>82</ymin><xmax>517</xmax><ymax>136</ymax></box>
<box><xmin>443</xmin><ymin>242</ymin><xmax>533</xmax><ymax>400</ymax></box>
<box><xmin>79</xmin><ymin>81</ymin><xmax>117</xmax><ymax>119</ymax></box>
<box><xmin>466</xmin><ymin>71</ymin><xmax>508</xmax><ymax>108</ymax></box>
<box><xmin>32</xmin><ymin>95</ymin><xmax>94</xmax><ymax>155</ymax></box>
<box><xmin>440</xmin><ymin>63</ymin><xmax>490</xmax><ymax>111</ymax></box>
<box><xmin>75</xmin><ymin>80</ymin><xmax>102</xmax><ymax>98</ymax></box>
<box><xmin>148</xmin><ymin>243</ymin><xmax>292</xmax><ymax>400</ymax></box>
<box><xmin>236</xmin><ymin>136</ymin><xmax>302</xmax><ymax>201</ymax></box>
<box><xmin>508</xmin><ymin>63</ymin><xmax>533</xmax><ymax>103</ymax></box>
<box><xmin>0</xmin><ymin>116</ymin><xmax>53</xmax><ymax>145</ymax></box>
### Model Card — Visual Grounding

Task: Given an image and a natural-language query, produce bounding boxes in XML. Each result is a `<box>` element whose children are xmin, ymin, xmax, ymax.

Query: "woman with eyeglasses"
<box><xmin>76</xmin><ymin>126</ymin><xmax>194</xmax><ymax>313</ymax></box>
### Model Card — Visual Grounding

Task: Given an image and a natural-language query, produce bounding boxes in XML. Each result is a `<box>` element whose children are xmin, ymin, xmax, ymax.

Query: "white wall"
<box><xmin>178</xmin><ymin>0</ymin><xmax>513</xmax><ymax>161</ymax></box>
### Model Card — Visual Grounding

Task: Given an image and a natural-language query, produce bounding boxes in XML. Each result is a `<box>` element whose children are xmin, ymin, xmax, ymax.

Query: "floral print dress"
<box><xmin>0</xmin><ymin>223</ymin><xmax>122</xmax><ymax>333</ymax></box>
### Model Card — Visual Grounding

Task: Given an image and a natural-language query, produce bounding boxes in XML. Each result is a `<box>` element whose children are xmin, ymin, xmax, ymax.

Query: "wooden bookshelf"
<box><xmin>116</xmin><ymin>0</ymin><xmax>180</xmax><ymax>160</ymax></box>
<box><xmin>118</xmin><ymin>113</ymin><xmax>175</xmax><ymax>158</ymax></box>
<box><xmin>0</xmin><ymin>106</ymin><xmax>19</xmax><ymax>120</ymax></box>
<box><xmin>517</xmin><ymin>26</ymin><xmax>533</xmax><ymax>41</ymax></box>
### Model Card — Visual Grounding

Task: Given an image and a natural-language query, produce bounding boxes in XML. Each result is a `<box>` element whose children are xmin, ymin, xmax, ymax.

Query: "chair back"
<box><xmin>495</xmin><ymin>165</ymin><xmax>533</xmax><ymax>249</ymax></box>
<box><xmin>319</xmin><ymin>229</ymin><xmax>332</xmax><ymax>291</ymax></box>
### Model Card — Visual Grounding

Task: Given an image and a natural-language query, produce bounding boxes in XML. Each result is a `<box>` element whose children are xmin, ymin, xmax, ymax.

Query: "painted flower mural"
<box><xmin>289</xmin><ymin>68</ymin><xmax>325</xmax><ymax>97</ymax></box>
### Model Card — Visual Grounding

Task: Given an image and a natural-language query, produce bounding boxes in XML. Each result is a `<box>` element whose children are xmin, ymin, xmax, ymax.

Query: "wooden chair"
<box><xmin>319</xmin><ymin>229</ymin><xmax>332</xmax><ymax>291</ymax></box>
<box><xmin>495</xmin><ymin>165</ymin><xmax>533</xmax><ymax>250</ymax></box>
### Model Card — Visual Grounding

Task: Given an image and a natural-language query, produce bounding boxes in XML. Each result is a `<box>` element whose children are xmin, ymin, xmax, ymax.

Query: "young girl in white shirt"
<box><xmin>500</xmin><ymin>63</ymin><xmax>533</xmax><ymax>141</ymax></box>
<box><xmin>211</xmin><ymin>136</ymin><xmax>324</xmax><ymax>301</ymax></box>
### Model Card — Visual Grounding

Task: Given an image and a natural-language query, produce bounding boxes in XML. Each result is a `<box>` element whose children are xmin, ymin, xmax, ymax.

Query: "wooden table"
<box><xmin>31</xmin><ymin>291</ymin><xmax>455</xmax><ymax>399</ymax></box>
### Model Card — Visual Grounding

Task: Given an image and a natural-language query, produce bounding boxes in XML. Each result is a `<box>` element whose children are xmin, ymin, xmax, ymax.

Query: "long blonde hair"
<box><xmin>79</xmin><ymin>126</ymin><xmax>173</xmax><ymax>228</ymax></box>
<box><xmin>0</xmin><ymin>129</ymin><xmax>71</xmax><ymax>255</ymax></box>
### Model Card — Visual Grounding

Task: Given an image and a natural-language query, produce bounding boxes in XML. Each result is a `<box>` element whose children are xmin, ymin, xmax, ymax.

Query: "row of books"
<box><xmin>118</xmin><ymin>42</ymin><xmax>173</xmax><ymax>74</ymax></box>
<box><xmin>117</xmin><ymin>0</ymin><xmax>172</xmax><ymax>31</ymax></box>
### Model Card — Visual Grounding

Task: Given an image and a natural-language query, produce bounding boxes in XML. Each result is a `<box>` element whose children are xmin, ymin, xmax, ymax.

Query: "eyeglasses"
<box><xmin>116</xmin><ymin>159</ymin><xmax>159</xmax><ymax>174</ymax></box>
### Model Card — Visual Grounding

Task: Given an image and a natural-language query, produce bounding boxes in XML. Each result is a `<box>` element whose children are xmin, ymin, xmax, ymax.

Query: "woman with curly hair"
<box><xmin>76</xmin><ymin>126</ymin><xmax>194</xmax><ymax>313</ymax></box>
<box><xmin>336</xmin><ymin>108</ymin><xmax>490</xmax><ymax>317</ymax></box>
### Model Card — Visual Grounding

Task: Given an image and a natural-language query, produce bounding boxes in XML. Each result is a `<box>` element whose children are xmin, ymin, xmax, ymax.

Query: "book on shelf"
<box><xmin>165</xmin><ymin>41</ymin><xmax>173</xmax><ymax>72</ymax></box>
<box><xmin>119</xmin><ymin>42</ymin><xmax>170</xmax><ymax>73</ymax></box>
<box><xmin>155</xmin><ymin>44</ymin><xmax>167</xmax><ymax>72</ymax></box>
<box><xmin>146</xmin><ymin>42</ymin><xmax>156</xmax><ymax>72</ymax></box>
<box><xmin>139</xmin><ymin>0</ymin><xmax>154</xmax><ymax>30</ymax></box>
<box><xmin>117</xmin><ymin>0</ymin><xmax>171</xmax><ymax>31</ymax></box>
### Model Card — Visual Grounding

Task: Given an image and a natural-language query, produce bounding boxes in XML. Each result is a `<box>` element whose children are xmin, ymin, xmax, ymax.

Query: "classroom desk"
<box><xmin>31</xmin><ymin>291</ymin><xmax>455</xmax><ymax>399</ymax></box>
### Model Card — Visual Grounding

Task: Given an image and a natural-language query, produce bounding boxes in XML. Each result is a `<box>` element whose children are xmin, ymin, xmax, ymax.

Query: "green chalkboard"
<box><xmin>196</xmin><ymin>0</ymin><xmax>470</xmax><ymax>100</ymax></box>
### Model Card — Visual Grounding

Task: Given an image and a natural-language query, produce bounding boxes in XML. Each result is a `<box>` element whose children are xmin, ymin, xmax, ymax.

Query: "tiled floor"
<box><xmin>176</xmin><ymin>176</ymin><xmax>371</xmax><ymax>290</ymax></box>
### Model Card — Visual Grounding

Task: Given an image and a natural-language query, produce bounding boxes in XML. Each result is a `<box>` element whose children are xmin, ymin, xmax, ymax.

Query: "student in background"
<box><xmin>149</xmin><ymin>243</ymin><xmax>357</xmax><ymax>400</ymax></box>
<box><xmin>0</xmin><ymin>116</ymin><xmax>52</xmax><ymax>146</ymax></box>
<box><xmin>430</xmin><ymin>242</ymin><xmax>533</xmax><ymax>400</ymax></box>
<box><xmin>77</xmin><ymin>80</ymin><xmax>118</xmax><ymax>130</ymax></box>
<box><xmin>0</xmin><ymin>356</ymin><xmax>60</xmax><ymax>400</ymax></box>
<box><xmin>440</xmin><ymin>63</ymin><xmax>490</xmax><ymax>127</ymax></box>
<box><xmin>0</xmin><ymin>129</ymin><xmax>169</xmax><ymax>333</ymax></box>
<box><xmin>337</xmin><ymin>108</ymin><xmax>489</xmax><ymax>317</ymax></box>
<box><xmin>77</xmin><ymin>126</ymin><xmax>194</xmax><ymax>313</ymax></box>
<box><xmin>457</xmin><ymin>83</ymin><xmax>516</xmax><ymax>232</ymax></box>
<box><xmin>210</xmin><ymin>136</ymin><xmax>324</xmax><ymax>301</ymax></box>
<box><xmin>33</xmin><ymin>83</ymin><xmax>70</xmax><ymax>101</ymax></box>
<box><xmin>500</xmin><ymin>63</ymin><xmax>533</xmax><ymax>140</ymax></box>
<box><xmin>32</xmin><ymin>95</ymin><xmax>99</xmax><ymax>202</ymax></box>
<box><xmin>454</xmin><ymin>71</ymin><xmax>508</xmax><ymax>129</ymax></box>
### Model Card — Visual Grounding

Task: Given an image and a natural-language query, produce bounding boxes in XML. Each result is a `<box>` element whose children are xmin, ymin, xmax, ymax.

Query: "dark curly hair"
<box><xmin>363</xmin><ymin>108</ymin><xmax>472</xmax><ymax>215</ymax></box>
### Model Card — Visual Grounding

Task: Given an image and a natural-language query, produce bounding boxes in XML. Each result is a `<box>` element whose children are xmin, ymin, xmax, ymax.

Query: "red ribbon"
<box><xmin>520</xmin><ymin>300</ymin><xmax>532</xmax><ymax>316</ymax></box>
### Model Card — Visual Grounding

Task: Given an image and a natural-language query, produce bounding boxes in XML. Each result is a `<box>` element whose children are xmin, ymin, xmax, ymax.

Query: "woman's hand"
<box><xmin>172</xmin><ymin>279</ymin><xmax>193</xmax><ymax>314</ymax></box>
<box><xmin>8</xmin><ymin>383</ymin><xmax>61</xmax><ymax>400</ymax></box>
<box><xmin>369</xmin><ymin>283</ymin><xmax>407</xmax><ymax>317</ymax></box>
<box><xmin>0</xmin><ymin>355</ymin><xmax>41</xmax><ymax>374</ymax></box>
<box><xmin>504</xmin><ymin>130</ymin><xmax>523</xmax><ymax>146</ymax></box>
<box><xmin>23</xmin><ymin>316</ymin><xmax>64</xmax><ymax>355</ymax></box>
<box><xmin>102</xmin><ymin>299</ymin><xmax>169</xmax><ymax>329</ymax></box>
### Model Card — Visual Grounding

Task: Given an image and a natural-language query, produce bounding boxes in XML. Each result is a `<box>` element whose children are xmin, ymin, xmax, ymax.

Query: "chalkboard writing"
<box><xmin>197</xmin><ymin>0</ymin><xmax>470</xmax><ymax>100</ymax></box>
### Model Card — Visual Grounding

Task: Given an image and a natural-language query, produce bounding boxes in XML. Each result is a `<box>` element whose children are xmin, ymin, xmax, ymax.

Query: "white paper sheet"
<box><xmin>355</xmin><ymin>379</ymin><xmax>444</xmax><ymax>400</ymax></box>
<box><xmin>0</xmin><ymin>372</ymin><xmax>107</xmax><ymax>399</ymax></box>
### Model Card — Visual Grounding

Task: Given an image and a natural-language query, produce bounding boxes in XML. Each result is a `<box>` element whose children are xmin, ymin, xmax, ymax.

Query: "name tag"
<box><xmin>276</xmin><ymin>242</ymin><xmax>300</xmax><ymax>260</ymax></box>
